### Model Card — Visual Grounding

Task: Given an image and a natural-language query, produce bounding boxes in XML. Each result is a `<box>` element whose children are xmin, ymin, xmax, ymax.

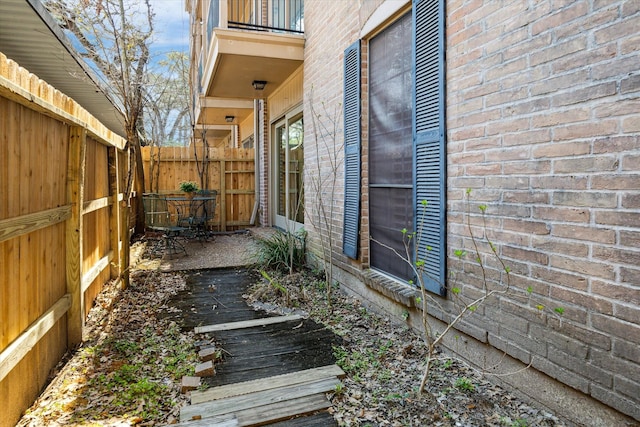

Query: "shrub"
<box><xmin>253</xmin><ymin>230</ymin><xmax>306</xmax><ymax>273</ymax></box>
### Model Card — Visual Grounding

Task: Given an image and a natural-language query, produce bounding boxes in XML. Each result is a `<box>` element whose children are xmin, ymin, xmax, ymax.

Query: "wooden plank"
<box><xmin>180</xmin><ymin>377</ymin><xmax>338</xmax><ymax>422</ymax></box>
<box><xmin>194</xmin><ymin>314</ymin><xmax>303</xmax><ymax>334</ymax></box>
<box><xmin>191</xmin><ymin>364</ymin><xmax>345</xmax><ymax>404</ymax></box>
<box><xmin>0</xmin><ymin>206</ymin><xmax>71</xmax><ymax>243</ymax></box>
<box><xmin>0</xmin><ymin>294</ymin><xmax>71</xmax><ymax>382</ymax></box>
<box><xmin>234</xmin><ymin>394</ymin><xmax>331</xmax><ymax>427</ymax></box>
<box><xmin>81</xmin><ymin>251</ymin><xmax>113</xmax><ymax>293</ymax></box>
<box><xmin>108</xmin><ymin>148</ymin><xmax>120</xmax><ymax>281</ymax></box>
<box><xmin>66</xmin><ymin>125</ymin><xmax>87</xmax><ymax>346</ymax></box>
<box><xmin>220</xmin><ymin>159</ymin><xmax>226</xmax><ymax>231</ymax></box>
<box><xmin>82</xmin><ymin>195</ymin><xmax>110</xmax><ymax>215</ymax></box>
<box><xmin>0</xmin><ymin>71</ymin><xmax>126</xmax><ymax>150</ymax></box>
<box><xmin>177</xmin><ymin>415</ymin><xmax>239</xmax><ymax>426</ymax></box>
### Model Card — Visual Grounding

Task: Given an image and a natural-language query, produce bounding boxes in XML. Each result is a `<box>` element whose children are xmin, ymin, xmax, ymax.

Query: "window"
<box><xmin>369</xmin><ymin>11</ymin><xmax>414</xmax><ymax>282</ymax></box>
<box><xmin>271</xmin><ymin>0</ymin><xmax>304</xmax><ymax>32</ymax></box>
<box><xmin>343</xmin><ymin>0</ymin><xmax>446</xmax><ymax>295</ymax></box>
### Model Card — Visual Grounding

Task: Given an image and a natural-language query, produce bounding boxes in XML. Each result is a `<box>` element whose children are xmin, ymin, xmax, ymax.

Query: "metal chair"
<box><xmin>188</xmin><ymin>190</ymin><xmax>218</xmax><ymax>240</ymax></box>
<box><xmin>142</xmin><ymin>194</ymin><xmax>188</xmax><ymax>256</ymax></box>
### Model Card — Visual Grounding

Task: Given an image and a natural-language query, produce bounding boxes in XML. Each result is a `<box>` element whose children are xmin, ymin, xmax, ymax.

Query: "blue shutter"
<box><xmin>413</xmin><ymin>0</ymin><xmax>446</xmax><ymax>296</ymax></box>
<box><xmin>343</xmin><ymin>40</ymin><xmax>361</xmax><ymax>259</ymax></box>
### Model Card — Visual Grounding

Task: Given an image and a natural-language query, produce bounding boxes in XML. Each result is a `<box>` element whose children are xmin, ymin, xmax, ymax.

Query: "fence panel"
<box><xmin>141</xmin><ymin>146</ymin><xmax>255</xmax><ymax>230</ymax></box>
<box><xmin>0</xmin><ymin>53</ymin><xmax>128</xmax><ymax>427</ymax></box>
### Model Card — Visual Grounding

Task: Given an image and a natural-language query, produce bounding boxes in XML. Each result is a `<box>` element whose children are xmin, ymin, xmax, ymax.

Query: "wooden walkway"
<box><xmin>165</xmin><ymin>268</ymin><xmax>344</xmax><ymax>426</ymax></box>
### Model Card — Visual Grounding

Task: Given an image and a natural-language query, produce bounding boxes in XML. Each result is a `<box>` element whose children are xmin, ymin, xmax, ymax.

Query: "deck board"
<box><xmin>195</xmin><ymin>314</ymin><xmax>302</xmax><ymax>333</ymax></box>
<box><xmin>190</xmin><ymin>364</ymin><xmax>345</xmax><ymax>404</ymax></box>
<box><xmin>180</xmin><ymin>378</ymin><xmax>339</xmax><ymax>422</ymax></box>
<box><xmin>164</xmin><ymin>268</ymin><xmax>341</xmax><ymax>426</ymax></box>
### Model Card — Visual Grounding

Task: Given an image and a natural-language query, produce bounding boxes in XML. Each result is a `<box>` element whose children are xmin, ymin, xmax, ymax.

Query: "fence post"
<box><xmin>108</xmin><ymin>147</ymin><xmax>121</xmax><ymax>282</ymax></box>
<box><xmin>220</xmin><ymin>159</ymin><xmax>227</xmax><ymax>231</ymax></box>
<box><xmin>120</xmin><ymin>149</ymin><xmax>130</xmax><ymax>289</ymax></box>
<box><xmin>65</xmin><ymin>126</ymin><xmax>86</xmax><ymax>346</ymax></box>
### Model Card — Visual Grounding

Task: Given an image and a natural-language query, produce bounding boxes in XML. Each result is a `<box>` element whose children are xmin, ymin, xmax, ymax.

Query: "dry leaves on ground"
<box><xmin>246</xmin><ymin>270</ymin><xmax>566</xmax><ymax>427</ymax></box>
<box><xmin>17</xmin><ymin>270</ymin><xmax>197</xmax><ymax>427</ymax></box>
<box><xmin>18</xmin><ymin>243</ymin><xmax>565</xmax><ymax>427</ymax></box>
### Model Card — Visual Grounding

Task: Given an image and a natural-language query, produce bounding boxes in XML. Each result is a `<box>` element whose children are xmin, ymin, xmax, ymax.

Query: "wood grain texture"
<box><xmin>0</xmin><ymin>206</ymin><xmax>71</xmax><ymax>243</ymax></box>
<box><xmin>180</xmin><ymin>378</ymin><xmax>338</xmax><ymax>422</ymax></box>
<box><xmin>0</xmin><ymin>53</ymin><xmax>130</xmax><ymax>427</ymax></box>
<box><xmin>194</xmin><ymin>315</ymin><xmax>303</xmax><ymax>334</ymax></box>
<box><xmin>0</xmin><ymin>295</ymin><xmax>71</xmax><ymax>382</ymax></box>
<box><xmin>190</xmin><ymin>364</ymin><xmax>345</xmax><ymax>404</ymax></box>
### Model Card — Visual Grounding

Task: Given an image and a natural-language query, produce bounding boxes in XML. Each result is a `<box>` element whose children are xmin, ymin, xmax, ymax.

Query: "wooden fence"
<box><xmin>0</xmin><ymin>53</ymin><xmax>129</xmax><ymax>427</ymax></box>
<box><xmin>141</xmin><ymin>146</ymin><xmax>255</xmax><ymax>231</ymax></box>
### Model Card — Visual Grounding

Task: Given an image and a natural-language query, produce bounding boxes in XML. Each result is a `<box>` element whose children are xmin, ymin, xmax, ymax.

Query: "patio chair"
<box><xmin>187</xmin><ymin>190</ymin><xmax>218</xmax><ymax>240</ymax></box>
<box><xmin>142</xmin><ymin>193</ymin><xmax>188</xmax><ymax>256</ymax></box>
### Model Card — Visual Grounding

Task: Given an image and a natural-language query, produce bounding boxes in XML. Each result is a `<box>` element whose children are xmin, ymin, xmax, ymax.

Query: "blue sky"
<box><xmin>150</xmin><ymin>0</ymin><xmax>189</xmax><ymax>59</ymax></box>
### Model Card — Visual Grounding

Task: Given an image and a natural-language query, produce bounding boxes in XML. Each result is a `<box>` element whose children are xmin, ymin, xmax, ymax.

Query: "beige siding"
<box><xmin>269</xmin><ymin>65</ymin><xmax>304</xmax><ymax>120</ymax></box>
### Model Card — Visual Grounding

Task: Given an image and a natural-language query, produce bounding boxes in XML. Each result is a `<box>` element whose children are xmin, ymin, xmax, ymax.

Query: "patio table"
<box><xmin>166</xmin><ymin>192</ymin><xmax>217</xmax><ymax>239</ymax></box>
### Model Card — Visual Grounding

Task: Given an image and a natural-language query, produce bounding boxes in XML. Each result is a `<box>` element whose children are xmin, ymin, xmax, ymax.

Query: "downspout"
<box><xmin>250</xmin><ymin>98</ymin><xmax>260</xmax><ymax>225</ymax></box>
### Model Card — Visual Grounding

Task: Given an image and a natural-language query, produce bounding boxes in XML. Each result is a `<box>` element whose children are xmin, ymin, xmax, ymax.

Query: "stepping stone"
<box><xmin>181</xmin><ymin>376</ymin><xmax>201</xmax><ymax>393</ymax></box>
<box><xmin>199</xmin><ymin>346</ymin><xmax>221</xmax><ymax>362</ymax></box>
<box><xmin>195</xmin><ymin>360</ymin><xmax>215</xmax><ymax>377</ymax></box>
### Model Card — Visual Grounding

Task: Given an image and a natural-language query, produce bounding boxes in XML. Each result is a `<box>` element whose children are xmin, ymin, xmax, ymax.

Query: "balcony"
<box><xmin>193</xmin><ymin>0</ymin><xmax>305</xmax><ymax>126</ymax></box>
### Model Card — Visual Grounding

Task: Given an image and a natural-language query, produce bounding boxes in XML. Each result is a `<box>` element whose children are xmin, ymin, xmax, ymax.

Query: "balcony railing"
<box><xmin>208</xmin><ymin>0</ymin><xmax>304</xmax><ymax>37</ymax></box>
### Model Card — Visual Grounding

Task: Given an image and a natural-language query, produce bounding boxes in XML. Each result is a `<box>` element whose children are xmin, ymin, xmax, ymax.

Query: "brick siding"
<box><xmin>447</xmin><ymin>0</ymin><xmax>639</xmax><ymax>419</ymax></box>
<box><xmin>303</xmin><ymin>0</ymin><xmax>639</xmax><ymax>421</ymax></box>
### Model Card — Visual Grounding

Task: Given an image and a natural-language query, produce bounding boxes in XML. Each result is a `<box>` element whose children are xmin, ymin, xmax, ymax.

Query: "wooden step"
<box><xmin>176</xmin><ymin>415</ymin><xmax>238</xmax><ymax>426</ymax></box>
<box><xmin>194</xmin><ymin>314</ymin><xmax>303</xmax><ymax>334</ymax></box>
<box><xmin>180</xmin><ymin>377</ymin><xmax>340</xmax><ymax>423</ymax></box>
<box><xmin>180</xmin><ymin>394</ymin><xmax>331</xmax><ymax>427</ymax></box>
<box><xmin>190</xmin><ymin>364</ymin><xmax>345</xmax><ymax>404</ymax></box>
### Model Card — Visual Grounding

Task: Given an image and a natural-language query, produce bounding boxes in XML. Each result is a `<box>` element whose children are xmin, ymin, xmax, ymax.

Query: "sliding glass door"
<box><xmin>273</xmin><ymin>109</ymin><xmax>304</xmax><ymax>231</ymax></box>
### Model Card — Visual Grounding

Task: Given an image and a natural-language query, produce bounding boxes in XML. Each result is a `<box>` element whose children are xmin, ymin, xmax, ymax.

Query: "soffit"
<box><xmin>0</xmin><ymin>0</ymin><xmax>126</xmax><ymax>138</ymax></box>
<box><xmin>204</xmin><ymin>28</ymin><xmax>304</xmax><ymax>100</ymax></box>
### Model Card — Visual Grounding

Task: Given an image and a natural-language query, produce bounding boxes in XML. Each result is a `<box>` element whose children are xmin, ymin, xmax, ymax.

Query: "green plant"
<box><xmin>179</xmin><ymin>180</ymin><xmax>198</xmax><ymax>193</ymax></box>
<box><xmin>253</xmin><ymin>230</ymin><xmax>306</xmax><ymax>273</ymax></box>
<box><xmin>442</xmin><ymin>358</ymin><xmax>453</xmax><ymax>369</ymax></box>
<box><xmin>454</xmin><ymin>377</ymin><xmax>475</xmax><ymax>392</ymax></box>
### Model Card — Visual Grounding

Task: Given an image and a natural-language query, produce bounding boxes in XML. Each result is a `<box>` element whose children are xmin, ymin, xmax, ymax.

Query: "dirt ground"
<box><xmin>17</xmin><ymin>230</ymin><xmax>574</xmax><ymax>426</ymax></box>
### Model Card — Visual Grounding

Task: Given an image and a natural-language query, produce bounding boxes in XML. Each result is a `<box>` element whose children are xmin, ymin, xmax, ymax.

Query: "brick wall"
<box><xmin>303</xmin><ymin>0</ymin><xmax>639</xmax><ymax>421</ymax></box>
<box><xmin>446</xmin><ymin>0</ymin><xmax>640</xmax><ymax>419</ymax></box>
<box><xmin>303</xmin><ymin>0</ymin><xmax>372</xmax><ymax>267</ymax></box>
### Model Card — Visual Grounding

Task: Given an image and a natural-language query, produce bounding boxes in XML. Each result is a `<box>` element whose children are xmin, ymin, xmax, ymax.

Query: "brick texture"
<box><xmin>442</xmin><ymin>0</ymin><xmax>640</xmax><ymax>419</ymax></box>
<box><xmin>302</xmin><ymin>0</ymin><xmax>640</xmax><ymax>421</ymax></box>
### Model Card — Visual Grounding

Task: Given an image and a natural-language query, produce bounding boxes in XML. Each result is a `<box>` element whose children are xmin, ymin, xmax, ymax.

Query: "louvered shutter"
<box><xmin>343</xmin><ymin>40</ymin><xmax>361</xmax><ymax>259</ymax></box>
<box><xmin>413</xmin><ymin>0</ymin><xmax>446</xmax><ymax>296</ymax></box>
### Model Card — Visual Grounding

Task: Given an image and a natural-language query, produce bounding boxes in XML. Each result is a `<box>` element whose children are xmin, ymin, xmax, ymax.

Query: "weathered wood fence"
<box><xmin>141</xmin><ymin>146</ymin><xmax>255</xmax><ymax>231</ymax></box>
<box><xmin>0</xmin><ymin>53</ymin><xmax>129</xmax><ymax>427</ymax></box>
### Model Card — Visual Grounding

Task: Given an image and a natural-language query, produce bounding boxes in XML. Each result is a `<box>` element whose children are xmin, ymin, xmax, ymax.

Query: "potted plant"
<box><xmin>179</xmin><ymin>181</ymin><xmax>199</xmax><ymax>198</ymax></box>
